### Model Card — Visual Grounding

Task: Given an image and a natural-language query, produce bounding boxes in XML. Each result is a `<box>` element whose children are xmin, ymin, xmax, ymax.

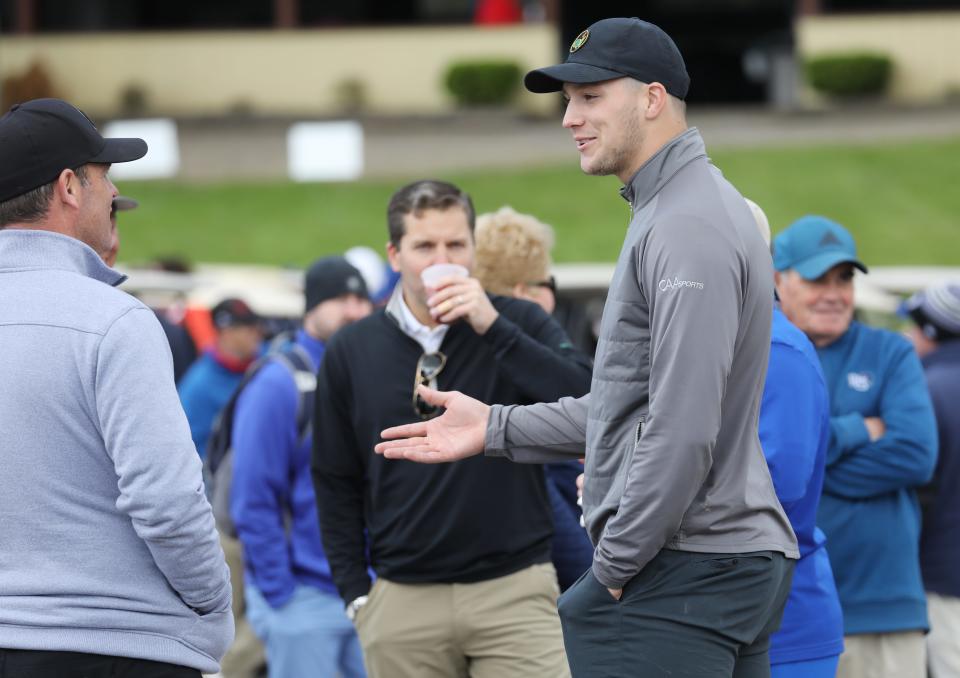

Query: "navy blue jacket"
<box><xmin>763</xmin><ymin>309</ymin><xmax>843</xmax><ymax>664</ymax></box>
<box><xmin>816</xmin><ymin>321</ymin><xmax>938</xmax><ymax>635</ymax></box>
<box><xmin>919</xmin><ymin>339</ymin><xmax>960</xmax><ymax>598</ymax></box>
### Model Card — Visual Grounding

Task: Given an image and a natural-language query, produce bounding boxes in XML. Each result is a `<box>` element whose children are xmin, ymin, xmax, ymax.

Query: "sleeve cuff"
<box><xmin>257</xmin><ymin>578</ymin><xmax>297</xmax><ymax>609</ymax></box>
<box><xmin>829</xmin><ymin>412</ymin><xmax>870</xmax><ymax>464</ymax></box>
<box><xmin>484</xmin><ymin>404</ymin><xmax>512</xmax><ymax>458</ymax></box>
<box><xmin>591</xmin><ymin>558</ymin><xmax>625</xmax><ymax>590</ymax></box>
<box><xmin>479</xmin><ymin>314</ymin><xmax>519</xmax><ymax>353</ymax></box>
<box><xmin>341</xmin><ymin>575</ymin><xmax>373</xmax><ymax>607</ymax></box>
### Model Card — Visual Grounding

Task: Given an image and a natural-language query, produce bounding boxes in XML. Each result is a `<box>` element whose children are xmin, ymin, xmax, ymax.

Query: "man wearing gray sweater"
<box><xmin>0</xmin><ymin>99</ymin><xmax>232</xmax><ymax>677</ymax></box>
<box><xmin>376</xmin><ymin>19</ymin><xmax>798</xmax><ymax>678</ymax></box>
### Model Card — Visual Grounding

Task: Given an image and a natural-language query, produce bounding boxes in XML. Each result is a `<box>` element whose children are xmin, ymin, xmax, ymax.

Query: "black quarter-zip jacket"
<box><xmin>312</xmin><ymin>294</ymin><xmax>592</xmax><ymax>604</ymax></box>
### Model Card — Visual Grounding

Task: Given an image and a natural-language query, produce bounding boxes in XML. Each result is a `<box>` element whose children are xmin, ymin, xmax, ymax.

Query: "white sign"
<box><xmin>287</xmin><ymin>121</ymin><xmax>363</xmax><ymax>182</ymax></box>
<box><xmin>102</xmin><ymin>118</ymin><xmax>180</xmax><ymax>180</ymax></box>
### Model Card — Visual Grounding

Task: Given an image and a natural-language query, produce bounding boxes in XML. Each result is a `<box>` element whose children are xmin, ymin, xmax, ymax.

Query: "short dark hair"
<box><xmin>386</xmin><ymin>179</ymin><xmax>475</xmax><ymax>248</ymax></box>
<box><xmin>0</xmin><ymin>164</ymin><xmax>89</xmax><ymax>229</ymax></box>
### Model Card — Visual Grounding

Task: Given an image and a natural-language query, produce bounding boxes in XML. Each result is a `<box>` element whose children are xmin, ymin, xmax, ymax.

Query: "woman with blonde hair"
<box><xmin>475</xmin><ymin>206</ymin><xmax>558</xmax><ymax>315</ymax></box>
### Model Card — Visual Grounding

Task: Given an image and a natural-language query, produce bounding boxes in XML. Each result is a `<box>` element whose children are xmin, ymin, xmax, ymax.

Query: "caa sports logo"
<box><xmin>846</xmin><ymin>372</ymin><xmax>873</xmax><ymax>392</ymax></box>
<box><xmin>658</xmin><ymin>277</ymin><xmax>704</xmax><ymax>292</ymax></box>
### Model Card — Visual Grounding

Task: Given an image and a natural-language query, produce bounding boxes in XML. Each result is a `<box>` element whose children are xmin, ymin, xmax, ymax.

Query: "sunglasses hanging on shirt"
<box><xmin>412</xmin><ymin>351</ymin><xmax>447</xmax><ymax>420</ymax></box>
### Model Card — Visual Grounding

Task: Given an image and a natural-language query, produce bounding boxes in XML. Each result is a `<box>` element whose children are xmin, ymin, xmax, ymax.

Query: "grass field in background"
<box><xmin>116</xmin><ymin>136</ymin><xmax>960</xmax><ymax>268</ymax></box>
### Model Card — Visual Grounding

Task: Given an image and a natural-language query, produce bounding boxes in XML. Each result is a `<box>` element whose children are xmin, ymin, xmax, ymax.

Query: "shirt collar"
<box><xmin>0</xmin><ymin>229</ymin><xmax>126</xmax><ymax>287</ymax></box>
<box><xmin>619</xmin><ymin>127</ymin><xmax>708</xmax><ymax>210</ymax></box>
<box><xmin>385</xmin><ymin>283</ymin><xmax>448</xmax><ymax>353</ymax></box>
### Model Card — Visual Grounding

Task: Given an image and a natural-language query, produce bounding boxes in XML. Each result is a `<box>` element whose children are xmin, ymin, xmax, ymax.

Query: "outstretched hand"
<box><xmin>375</xmin><ymin>385</ymin><xmax>490</xmax><ymax>463</ymax></box>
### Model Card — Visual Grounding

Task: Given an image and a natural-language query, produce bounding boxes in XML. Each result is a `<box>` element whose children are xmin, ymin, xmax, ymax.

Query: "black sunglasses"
<box><xmin>413</xmin><ymin>351</ymin><xmax>447</xmax><ymax>419</ymax></box>
<box><xmin>527</xmin><ymin>275</ymin><xmax>557</xmax><ymax>295</ymax></box>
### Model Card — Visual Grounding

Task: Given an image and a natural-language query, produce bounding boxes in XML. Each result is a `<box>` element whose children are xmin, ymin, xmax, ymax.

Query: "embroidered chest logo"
<box><xmin>846</xmin><ymin>372</ymin><xmax>873</xmax><ymax>392</ymax></box>
<box><xmin>658</xmin><ymin>277</ymin><xmax>705</xmax><ymax>292</ymax></box>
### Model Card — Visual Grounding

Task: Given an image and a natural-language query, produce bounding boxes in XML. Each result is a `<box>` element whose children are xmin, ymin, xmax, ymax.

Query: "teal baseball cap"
<box><xmin>772</xmin><ymin>215</ymin><xmax>868</xmax><ymax>280</ymax></box>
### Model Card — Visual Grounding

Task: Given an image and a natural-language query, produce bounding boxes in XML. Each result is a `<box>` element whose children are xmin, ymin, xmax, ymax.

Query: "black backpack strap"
<box><xmin>204</xmin><ymin>355</ymin><xmax>271</xmax><ymax>476</ymax></box>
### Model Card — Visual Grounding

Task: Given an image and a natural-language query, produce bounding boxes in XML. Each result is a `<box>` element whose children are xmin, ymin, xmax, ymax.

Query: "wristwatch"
<box><xmin>345</xmin><ymin>595</ymin><xmax>369</xmax><ymax>622</ymax></box>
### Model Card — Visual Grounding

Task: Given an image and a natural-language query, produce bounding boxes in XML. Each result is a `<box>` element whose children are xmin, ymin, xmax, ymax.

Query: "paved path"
<box><xmin>172</xmin><ymin>105</ymin><xmax>960</xmax><ymax>181</ymax></box>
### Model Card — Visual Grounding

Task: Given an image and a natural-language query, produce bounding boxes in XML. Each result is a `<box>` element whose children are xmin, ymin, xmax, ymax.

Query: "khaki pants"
<box><xmin>927</xmin><ymin>592</ymin><xmax>960</xmax><ymax>678</ymax></box>
<box><xmin>218</xmin><ymin>532</ymin><xmax>266</xmax><ymax>678</ymax></box>
<box><xmin>837</xmin><ymin>631</ymin><xmax>926</xmax><ymax>678</ymax></box>
<box><xmin>354</xmin><ymin>563</ymin><xmax>569</xmax><ymax>678</ymax></box>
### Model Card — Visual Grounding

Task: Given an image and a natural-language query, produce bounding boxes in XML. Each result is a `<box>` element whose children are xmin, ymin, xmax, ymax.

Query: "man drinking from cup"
<box><xmin>311</xmin><ymin>179</ymin><xmax>592</xmax><ymax>678</ymax></box>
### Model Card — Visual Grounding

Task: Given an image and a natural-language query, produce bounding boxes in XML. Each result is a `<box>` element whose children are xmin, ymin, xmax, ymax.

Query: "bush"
<box><xmin>805</xmin><ymin>52</ymin><xmax>893</xmax><ymax>98</ymax></box>
<box><xmin>444</xmin><ymin>60</ymin><xmax>522</xmax><ymax>106</ymax></box>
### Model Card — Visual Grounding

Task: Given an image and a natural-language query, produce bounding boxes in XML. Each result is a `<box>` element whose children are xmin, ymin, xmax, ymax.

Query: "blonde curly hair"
<box><xmin>474</xmin><ymin>206</ymin><xmax>555</xmax><ymax>296</ymax></box>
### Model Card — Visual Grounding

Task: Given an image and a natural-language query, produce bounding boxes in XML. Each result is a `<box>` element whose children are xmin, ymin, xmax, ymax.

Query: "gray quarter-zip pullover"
<box><xmin>485</xmin><ymin>128</ymin><xmax>798</xmax><ymax>589</ymax></box>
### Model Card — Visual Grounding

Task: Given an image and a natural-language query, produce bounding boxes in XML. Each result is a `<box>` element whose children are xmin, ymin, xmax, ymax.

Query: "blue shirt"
<box><xmin>178</xmin><ymin>351</ymin><xmax>247</xmax><ymax>458</ymax></box>
<box><xmin>763</xmin><ymin>309</ymin><xmax>844</xmax><ymax>664</ymax></box>
<box><xmin>231</xmin><ymin>330</ymin><xmax>338</xmax><ymax>607</ymax></box>
<box><xmin>816</xmin><ymin>321</ymin><xmax>938</xmax><ymax>635</ymax></box>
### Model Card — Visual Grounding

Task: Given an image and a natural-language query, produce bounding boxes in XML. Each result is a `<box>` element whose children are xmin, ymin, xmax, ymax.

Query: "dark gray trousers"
<box><xmin>558</xmin><ymin>549</ymin><xmax>794</xmax><ymax>678</ymax></box>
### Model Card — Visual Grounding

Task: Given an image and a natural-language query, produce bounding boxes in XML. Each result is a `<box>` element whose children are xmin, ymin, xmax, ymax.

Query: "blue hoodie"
<box><xmin>230</xmin><ymin>330</ymin><xmax>338</xmax><ymax>607</ymax></box>
<box><xmin>762</xmin><ymin>309</ymin><xmax>844</xmax><ymax>664</ymax></box>
<box><xmin>816</xmin><ymin>321</ymin><xmax>938</xmax><ymax>635</ymax></box>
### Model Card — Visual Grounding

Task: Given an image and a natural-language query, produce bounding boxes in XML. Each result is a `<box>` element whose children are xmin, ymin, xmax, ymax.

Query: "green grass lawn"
<box><xmin>116</xmin><ymin>136</ymin><xmax>960</xmax><ymax>267</ymax></box>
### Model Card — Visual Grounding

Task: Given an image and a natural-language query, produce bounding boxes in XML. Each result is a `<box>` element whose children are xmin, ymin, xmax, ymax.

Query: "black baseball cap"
<box><xmin>524</xmin><ymin>17</ymin><xmax>690</xmax><ymax>99</ymax></box>
<box><xmin>0</xmin><ymin>98</ymin><xmax>147</xmax><ymax>203</ymax></box>
<box><xmin>211</xmin><ymin>298</ymin><xmax>262</xmax><ymax>329</ymax></box>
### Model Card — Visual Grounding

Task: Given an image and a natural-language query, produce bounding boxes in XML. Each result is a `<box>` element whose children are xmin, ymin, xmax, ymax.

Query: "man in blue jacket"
<box><xmin>774</xmin><ymin>215</ymin><xmax>938</xmax><ymax>678</ymax></box>
<box><xmin>903</xmin><ymin>282</ymin><xmax>960</xmax><ymax>677</ymax></box>
<box><xmin>232</xmin><ymin>256</ymin><xmax>372</xmax><ymax>678</ymax></box>
<box><xmin>745</xmin><ymin>201</ymin><xmax>844</xmax><ymax>677</ymax></box>
<box><xmin>179</xmin><ymin>297</ymin><xmax>264</xmax><ymax>457</ymax></box>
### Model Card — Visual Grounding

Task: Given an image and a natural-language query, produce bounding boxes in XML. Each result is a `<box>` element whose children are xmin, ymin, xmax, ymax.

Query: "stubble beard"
<box><xmin>584</xmin><ymin>103</ymin><xmax>645</xmax><ymax>179</ymax></box>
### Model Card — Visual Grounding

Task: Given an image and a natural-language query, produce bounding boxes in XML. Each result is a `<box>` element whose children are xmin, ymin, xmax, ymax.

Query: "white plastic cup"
<box><xmin>420</xmin><ymin>264</ymin><xmax>469</xmax><ymax>294</ymax></box>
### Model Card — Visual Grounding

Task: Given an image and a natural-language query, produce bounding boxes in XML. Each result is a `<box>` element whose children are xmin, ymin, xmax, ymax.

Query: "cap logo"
<box><xmin>347</xmin><ymin>276</ymin><xmax>362</xmax><ymax>292</ymax></box>
<box><xmin>819</xmin><ymin>231</ymin><xmax>842</xmax><ymax>247</ymax></box>
<box><xmin>570</xmin><ymin>29</ymin><xmax>590</xmax><ymax>53</ymax></box>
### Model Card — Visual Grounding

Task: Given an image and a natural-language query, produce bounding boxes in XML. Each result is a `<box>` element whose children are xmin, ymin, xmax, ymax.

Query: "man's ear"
<box><xmin>54</xmin><ymin>168</ymin><xmax>82</xmax><ymax>209</ymax></box>
<box><xmin>386</xmin><ymin>241</ymin><xmax>400</xmax><ymax>273</ymax></box>
<box><xmin>643</xmin><ymin>82</ymin><xmax>669</xmax><ymax>119</ymax></box>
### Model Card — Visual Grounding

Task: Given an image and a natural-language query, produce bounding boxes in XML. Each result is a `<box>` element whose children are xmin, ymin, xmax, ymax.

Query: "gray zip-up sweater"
<box><xmin>0</xmin><ymin>230</ymin><xmax>232</xmax><ymax>672</ymax></box>
<box><xmin>486</xmin><ymin>129</ymin><xmax>799</xmax><ymax>589</ymax></box>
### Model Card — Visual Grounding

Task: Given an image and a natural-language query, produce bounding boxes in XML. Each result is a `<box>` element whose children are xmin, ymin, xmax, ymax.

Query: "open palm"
<box><xmin>375</xmin><ymin>386</ymin><xmax>489</xmax><ymax>463</ymax></box>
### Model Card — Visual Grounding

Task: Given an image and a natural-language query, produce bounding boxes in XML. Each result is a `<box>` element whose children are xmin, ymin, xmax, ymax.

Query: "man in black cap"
<box><xmin>231</xmin><ymin>256</ymin><xmax>372</xmax><ymax>678</ymax></box>
<box><xmin>0</xmin><ymin>99</ymin><xmax>233</xmax><ymax>676</ymax></box>
<box><xmin>375</xmin><ymin>19</ymin><xmax>798</xmax><ymax>677</ymax></box>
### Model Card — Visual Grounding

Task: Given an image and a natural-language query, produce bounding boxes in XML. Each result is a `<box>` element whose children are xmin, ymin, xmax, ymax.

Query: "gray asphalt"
<box><xmin>172</xmin><ymin>104</ymin><xmax>960</xmax><ymax>182</ymax></box>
